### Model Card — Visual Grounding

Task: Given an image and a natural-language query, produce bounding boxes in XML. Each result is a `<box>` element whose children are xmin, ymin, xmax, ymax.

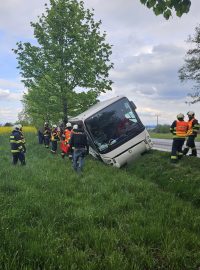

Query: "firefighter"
<box><xmin>18</xmin><ymin>124</ymin><xmax>26</xmax><ymax>153</ymax></box>
<box><xmin>170</xmin><ymin>113</ymin><xmax>189</xmax><ymax>163</ymax></box>
<box><xmin>183</xmin><ymin>111</ymin><xmax>200</xmax><ymax>156</ymax></box>
<box><xmin>9</xmin><ymin>125</ymin><xmax>26</xmax><ymax>165</ymax></box>
<box><xmin>43</xmin><ymin>122</ymin><xmax>51</xmax><ymax>148</ymax></box>
<box><xmin>38</xmin><ymin>126</ymin><xmax>44</xmax><ymax>144</ymax></box>
<box><xmin>69</xmin><ymin>124</ymin><xmax>89</xmax><ymax>173</ymax></box>
<box><xmin>60</xmin><ymin>122</ymin><xmax>72</xmax><ymax>159</ymax></box>
<box><xmin>51</xmin><ymin>124</ymin><xmax>60</xmax><ymax>154</ymax></box>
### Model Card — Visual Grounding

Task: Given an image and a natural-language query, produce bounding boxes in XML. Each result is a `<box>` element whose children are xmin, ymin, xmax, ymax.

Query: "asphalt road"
<box><xmin>151</xmin><ymin>138</ymin><xmax>200</xmax><ymax>158</ymax></box>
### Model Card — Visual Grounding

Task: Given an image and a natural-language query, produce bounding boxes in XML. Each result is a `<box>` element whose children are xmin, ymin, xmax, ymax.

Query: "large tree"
<box><xmin>140</xmin><ymin>0</ymin><xmax>191</xmax><ymax>19</ymax></box>
<box><xmin>179</xmin><ymin>24</ymin><xmax>200</xmax><ymax>104</ymax></box>
<box><xmin>13</xmin><ymin>0</ymin><xmax>113</xmax><ymax>124</ymax></box>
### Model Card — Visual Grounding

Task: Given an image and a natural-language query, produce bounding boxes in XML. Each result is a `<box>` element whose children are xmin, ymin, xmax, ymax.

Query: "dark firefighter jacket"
<box><xmin>43</xmin><ymin>127</ymin><xmax>51</xmax><ymax>137</ymax></box>
<box><xmin>69</xmin><ymin>130</ymin><xmax>89</xmax><ymax>152</ymax></box>
<box><xmin>51</xmin><ymin>129</ymin><xmax>60</xmax><ymax>141</ymax></box>
<box><xmin>10</xmin><ymin>130</ymin><xmax>24</xmax><ymax>153</ymax></box>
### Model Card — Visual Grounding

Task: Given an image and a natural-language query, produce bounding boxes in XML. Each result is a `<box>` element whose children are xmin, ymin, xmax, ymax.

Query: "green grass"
<box><xmin>0</xmin><ymin>133</ymin><xmax>200</xmax><ymax>269</ymax></box>
<box><xmin>149</xmin><ymin>132</ymin><xmax>200</xmax><ymax>141</ymax></box>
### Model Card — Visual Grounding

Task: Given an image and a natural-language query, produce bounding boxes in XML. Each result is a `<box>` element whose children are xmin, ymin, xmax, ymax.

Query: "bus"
<box><xmin>70</xmin><ymin>96</ymin><xmax>152</xmax><ymax>168</ymax></box>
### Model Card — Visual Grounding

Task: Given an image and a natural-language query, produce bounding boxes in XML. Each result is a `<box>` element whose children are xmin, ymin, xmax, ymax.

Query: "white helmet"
<box><xmin>66</xmin><ymin>122</ymin><xmax>72</xmax><ymax>128</ymax></box>
<box><xmin>177</xmin><ymin>113</ymin><xmax>184</xmax><ymax>119</ymax></box>
<box><xmin>73</xmin><ymin>124</ymin><xmax>78</xmax><ymax>130</ymax></box>
<box><xmin>187</xmin><ymin>111</ymin><xmax>195</xmax><ymax>116</ymax></box>
<box><xmin>18</xmin><ymin>124</ymin><xmax>22</xmax><ymax>129</ymax></box>
<box><xmin>52</xmin><ymin>124</ymin><xmax>57</xmax><ymax>128</ymax></box>
<box><xmin>13</xmin><ymin>124</ymin><xmax>19</xmax><ymax>131</ymax></box>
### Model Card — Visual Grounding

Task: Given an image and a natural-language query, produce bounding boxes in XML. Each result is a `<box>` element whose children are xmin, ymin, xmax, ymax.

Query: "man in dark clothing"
<box><xmin>183</xmin><ymin>111</ymin><xmax>200</xmax><ymax>156</ymax></box>
<box><xmin>51</xmin><ymin>125</ymin><xmax>60</xmax><ymax>154</ymax></box>
<box><xmin>10</xmin><ymin>125</ymin><xmax>26</xmax><ymax>165</ymax></box>
<box><xmin>69</xmin><ymin>124</ymin><xmax>89</xmax><ymax>173</ymax></box>
<box><xmin>43</xmin><ymin>122</ymin><xmax>51</xmax><ymax>148</ymax></box>
<box><xmin>38</xmin><ymin>126</ymin><xmax>44</xmax><ymax>144</ymax></box>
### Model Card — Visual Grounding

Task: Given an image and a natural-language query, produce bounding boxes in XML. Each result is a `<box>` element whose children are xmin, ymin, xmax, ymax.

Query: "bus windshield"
<box><xmin>85</xmin><ymin>98</ymin><xmax>145</xmax><ymax>154</ymax></box>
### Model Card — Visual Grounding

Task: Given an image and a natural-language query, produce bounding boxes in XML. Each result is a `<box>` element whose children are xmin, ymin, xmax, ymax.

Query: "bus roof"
<box><xmin>70</xmin><ymin>96</ymin><xmax>126</xmax><ymax>122</ymax></box>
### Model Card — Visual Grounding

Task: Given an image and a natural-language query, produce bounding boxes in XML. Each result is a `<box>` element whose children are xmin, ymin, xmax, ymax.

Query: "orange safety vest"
<box><xmin>64</xmin><ymin>129</ymin><xmax>72</xmax><ymax>143</ymax></box>
<box><xmin>176</xmin><ymin>120</ymin><xmax>188</xmax><ymax>137</ymax></box>
<box><xmin>187</xmin><ymin>118</ymin><xmax>194</xmax><ymax>135</ymax></box>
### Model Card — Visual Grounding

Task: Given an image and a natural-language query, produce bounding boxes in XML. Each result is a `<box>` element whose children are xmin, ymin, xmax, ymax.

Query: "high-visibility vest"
<box><xmin>175</xmin><ymin>120</ymin><xmax>188</xmax><ymax>138</ymax></box>
<box><xmin>187</xmin><ymin>119</ymin><xmax>195</xmax><ymax>135</ymax></box>
<box><xmin>64</xmin><ymin>129</ymin><xmax>72</xmax><ymax>143</ymax></box>
<box><xmin>51</xmin><ymin>129</ymin><xmax>60</xmax><ymax>141</ymax></box>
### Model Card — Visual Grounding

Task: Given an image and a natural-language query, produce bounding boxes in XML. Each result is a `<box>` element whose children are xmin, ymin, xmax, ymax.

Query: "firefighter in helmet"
<box><xmin>51</xmin><ymin>124</ymin><xmax>60</xmax><ymax>154</ymax></box>
<box><xmin>60</xmin><ymin>122</ymin><xmax>72</xmax><ymax>158</ymax></box>
<box><xmin>69</xmin><ymin>124</ymin><xmax>89</xmax><ymax>173</ymax></box>
<box><xmin>170</xmin><ymin>113</ymin><xmax>189</xmax><ymax>163</ymax></box>
<box><xmin>43</xmin><ymin>122</ymin><xmax>51</xmax><ymax>148</ymax></box>
<box><xmin>9</xmin><ymin>125</ymin><xmax>26</xmax><ymax>165</ymax></box>
<box><xmin>183</xmin><ymin>111</ymin><xmax>200</xmax><ymax>156</ymax></box>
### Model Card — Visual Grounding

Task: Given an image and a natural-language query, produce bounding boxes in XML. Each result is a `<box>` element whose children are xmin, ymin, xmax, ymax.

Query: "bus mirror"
<box><xmin>130</xmin><ymin>101</ymin><xmax>137</xmax><ymax>110</ymax></box>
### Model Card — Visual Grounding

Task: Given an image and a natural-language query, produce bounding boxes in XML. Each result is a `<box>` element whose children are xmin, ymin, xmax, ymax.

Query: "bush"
<box><xmin>153</xmin><ymin>124</ymin><xmax>170</xmax><ymax>133</ymax></box>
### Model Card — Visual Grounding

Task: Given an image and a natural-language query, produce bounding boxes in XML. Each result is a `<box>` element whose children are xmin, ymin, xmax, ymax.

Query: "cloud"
<box><xmin>0</xmin><ymin>0</ymin><xmax>47</xmax><ymax>36</ymax></box>
<box><xmin>0</xmin><ymin>88</ymin><xmax>23</xmax><ymax>101</ymax></box>
<box><xmin>0</xmin><ymin>0</ymin><xmax>200</xmax><ymax>124</ymax></box>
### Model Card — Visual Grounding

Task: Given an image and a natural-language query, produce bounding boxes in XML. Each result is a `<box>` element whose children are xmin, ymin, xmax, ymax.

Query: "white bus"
<box><xmin>70</xmin><ymin>96</ymin><xmax>152</xmax><ymax>168</ymax></box>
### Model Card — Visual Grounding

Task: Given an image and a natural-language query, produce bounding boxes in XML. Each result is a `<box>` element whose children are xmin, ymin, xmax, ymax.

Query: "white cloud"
<box><xmin>0</xmin><ymin>0</ymin><xmax>200</xmax><ymax>124</ymax></box>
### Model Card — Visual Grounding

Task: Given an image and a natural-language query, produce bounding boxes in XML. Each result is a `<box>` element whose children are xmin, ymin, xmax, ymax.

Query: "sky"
<box><xmin>0</xmin><ymin>0</ymin><xmax>200</xmax><ymax>125</ymax></box>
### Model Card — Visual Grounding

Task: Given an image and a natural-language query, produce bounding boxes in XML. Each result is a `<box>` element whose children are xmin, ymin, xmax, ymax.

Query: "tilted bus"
<box><xmin>70</xmin><ymin>96</ymin><xmax>152</xmax><ymax>168</ymax></box>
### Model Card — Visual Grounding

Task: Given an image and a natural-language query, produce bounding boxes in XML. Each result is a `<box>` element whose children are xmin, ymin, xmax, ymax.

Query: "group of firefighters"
<box><xmin>170</xmin><ymin>111</ymin><xmax>200</xmax><ymax>163</ymax></box>
<box><xmin>9</xmin><ymin>110</ymin><xmax>199</xmax><ymax>169</ymax></box>
<box><xmin>10</xmin><ymin>122</ymin><xmax>89</xmax><ymax>173</ymax></box>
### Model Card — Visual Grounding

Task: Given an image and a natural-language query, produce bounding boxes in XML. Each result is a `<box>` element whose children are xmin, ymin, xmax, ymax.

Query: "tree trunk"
<box><xmin>63</xmin><ymin>97</ymin><xmax>68</xmax><ymax>126</ymax></box>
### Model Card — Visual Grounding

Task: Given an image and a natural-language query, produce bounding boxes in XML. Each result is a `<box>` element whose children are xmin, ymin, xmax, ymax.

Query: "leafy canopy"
<box><xmin>13</xmin><ymin>0</ymin><xmax>113</xmax><ymax>124</ymax></box>
<box><xmin>140</xmin><ymin>0</ymin><xmax>191</xmax><ymax>20</ymax></box>
<box><xmin>179</xmin><ymin>24</ymin><xmax>200</xmax><ymax>104</ymax></box>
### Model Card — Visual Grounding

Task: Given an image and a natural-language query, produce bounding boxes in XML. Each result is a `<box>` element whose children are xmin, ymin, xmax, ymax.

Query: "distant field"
<box><xmin>0</xmin><ymin>126</ymin><xmax>36</xmax><ymax>134</ymax></box>
<box><xmin>149</xmin><ymin>131</ymin><xmax>200</xmax><ymax>141</ymax></box>
<box><xmin>0</xmin><ymin>132</ymin><xmax>200</xmax><ymax>269</ymax></box>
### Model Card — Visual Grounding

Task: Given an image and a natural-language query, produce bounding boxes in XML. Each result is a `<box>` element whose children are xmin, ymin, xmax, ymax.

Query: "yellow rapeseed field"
<box><xmin>0</xmin><ymin>126</ymin><xmax>37</xmax><ymax>134</ymax></box>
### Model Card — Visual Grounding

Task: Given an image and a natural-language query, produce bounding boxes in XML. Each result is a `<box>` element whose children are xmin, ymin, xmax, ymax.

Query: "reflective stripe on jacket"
<box><xmin>10</xmin><ymin>131</ymin><xmax>24</xmax><ymax>153</ymax></box>
<box><xmin>51</xmin><ymin>129</ymin><xmax>60</xmax><ymax>141</ymax></box>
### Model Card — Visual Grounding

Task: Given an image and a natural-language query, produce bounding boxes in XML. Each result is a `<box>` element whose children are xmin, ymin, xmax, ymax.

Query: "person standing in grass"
<box><xmin>69</xmin><ymin>124</ymin><xmax>89</xmax><ymax>173</ymax></box>
<box><xmin>170</xmin><ymin>113</ymin><xmax>189</xmax><ymax>163</ymax></box>
<box><xmin>38</xmin><ymin>126</ymin><xmax>44</xmax><ymax>144</ymax></box>
<box><xmin>18</xmin><ymin>124</ymin><xmax>26</xmax><ymax>154</ymax></box>
<box><xmin>9</xmin><ymin>125</ymin><xmax>26</xmax><ymax>165</ymax></box>
<box><xmin>43</xmin><ymin>122</ymin><xmax>51</xmax><ymax>148</ymax></box>
<box><xmin>183</xmin><ymin>111</ymin><xmax>200</xmax><ymax>157</ymax></box>
<box><xmin>60</xmin><ymin>122</ymin><xmax>72</xmax><ymax>159</ymax></box>
<box><xmin>51</xmin><ymin>125</ymin><xmax>60</xmax><ymax>154</ymax></box>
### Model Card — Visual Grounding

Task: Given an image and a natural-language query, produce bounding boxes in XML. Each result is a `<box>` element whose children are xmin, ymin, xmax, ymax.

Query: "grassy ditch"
<box><xmin>0</xmin><ymin>133</ymin><xmax>200</xmax><ymax>269</ymax></box>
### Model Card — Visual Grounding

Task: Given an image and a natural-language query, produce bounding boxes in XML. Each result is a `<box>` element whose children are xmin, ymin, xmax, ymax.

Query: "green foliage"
<box><xmin>140</xmin><ymin>0</ymin><xmax>191</xmax><ymax>19</ymax></box>
<box><xmin>0</xmin><ymin>133</ymin><xmax>200</xmax><ymax>269</ymax></box>
<box><xmin>179</xmin><ymin>24</ymin><xmax>200</xmax><ymax>104</ymax></box>
<box><xmin>13</xmin><ymin>0</ymin><xmax>113</xmax><ymax>124</ymax></box>
<box><xmin>152</xmin><ymin>124</ymin><xmax>171</xmax><ymax>133</ymax></box>
<box><xmin>4</xmin><ymin>122</ymin><xmax>13</xmax><ymax>127</ymax></box>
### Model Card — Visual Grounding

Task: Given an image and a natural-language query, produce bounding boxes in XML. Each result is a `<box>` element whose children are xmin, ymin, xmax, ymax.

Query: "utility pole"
<box><xmin>155</xmin><ymin>114</ymin><xmax>161</xmax><ymax>127</ymax></box>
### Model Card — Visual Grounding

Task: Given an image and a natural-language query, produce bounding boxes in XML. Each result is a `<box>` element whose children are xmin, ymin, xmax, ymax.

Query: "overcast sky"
<box><xmin>0</xmin><ymin>0</ymin><xmax>200</xmax><ymax>125</ymax></box>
